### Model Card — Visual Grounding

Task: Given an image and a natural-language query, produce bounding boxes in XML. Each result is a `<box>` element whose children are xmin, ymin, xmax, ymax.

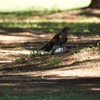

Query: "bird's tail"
<box><xmin>40</xmin><ymin>43</ymin><xmax>54</xmax><ymax>51</ymax></box>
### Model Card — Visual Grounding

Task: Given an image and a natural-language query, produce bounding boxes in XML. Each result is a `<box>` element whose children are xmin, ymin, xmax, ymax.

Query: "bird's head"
<box><xmin>64</xmin><ymin>26</ymin><xmax>71</xmax><ymax>30</ymax></box>
<box><xmin>61</xmin><ymin>26</ymin><xmax>71</xmax><ymax>33</ymax></box>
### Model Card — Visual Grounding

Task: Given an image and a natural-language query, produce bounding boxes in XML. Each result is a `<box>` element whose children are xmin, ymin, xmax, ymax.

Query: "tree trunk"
<box><xmin>90</xmin><ymin>0</ymin><xmax>100</xmax><ymax>8</ymax></box>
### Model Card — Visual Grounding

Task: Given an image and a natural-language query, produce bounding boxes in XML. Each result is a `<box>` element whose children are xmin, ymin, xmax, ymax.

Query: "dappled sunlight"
<box><xmin>1</xmin><ymin>0</ymin><xmax>100</xmax><ymax>99</ymax></box>
<box><xmin>74</xmin><ymin>48</ymin><xmax>100</xmax><ymax>60</ymax></box>
<box><xmin>0</xmin><ymin>74</ymin><xmax>100</xmax><ymax>96</ymax></box>
<box><xmin>91</xmin><ymin>88</ymin><xmax>100</xmax><ymax>91</ymax></box>
<box><xmin>0</xmin><ymin>35</ymin><xmax>33</xmax><ymax>43</ymax></box>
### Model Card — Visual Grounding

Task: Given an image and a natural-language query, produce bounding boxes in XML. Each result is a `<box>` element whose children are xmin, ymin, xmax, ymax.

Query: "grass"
<box><xmin>0</xmin><ymin>0</ymin><xmax>91</xmax><ymax>22</ymax></box>
<box><xmin>0</xmin><ymin>17</ymin><xmax>100</xmax><ymax>35</ymax></box>
<box><xmin>1</xmin><ymin>94</ymin><xmax>99</xmax><ymax>100</ymax></box>
<box><xmin>0</xmin><ymin>85</ymin><xmax>100</xmax><ymax>100</ymax></box>
<box><xmin>0</xmin><ymin>1</ymin><xmax>99</xmax><ymax>37</ymax></box>
<box><xmin>29</xmin><ymin>50</ymin><xmax>49</xmax><ymax>57</ymax></box>
<box><xmin>0</xmin><ymin>22</ymin><xmax>100</xmax><ymax>37</ymax></box>
<box><xmin>11</xmin><ymin>50</ymin><xmax>62</xmax><ymax>68</ymax></box>
<box><xmin>49</xmin><ymin>56</ymin><xmax>62</xmax><ymax>67</ymax></box>
<box><xmin>73</xmin><ymin>60</ymin><xmax>83</xmax><ymax>64</ymax></box>
<box><xmin>1</xmin><ymin>1</ymin><xmax>100</xmax><ymax>100</ymax></box>
<box><xmin>1</xmin><ymin>44</ymin><xmax>100</xmax><ymax>100</ymax></box>
<box><xmin>0</xmin><ymin>0</ymin><xmax>91</xmax><ymax>12</ymax></box>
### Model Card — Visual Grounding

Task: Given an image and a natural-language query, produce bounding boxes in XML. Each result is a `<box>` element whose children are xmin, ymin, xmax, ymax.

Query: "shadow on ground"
<box><xmin>0</xmin><ymin>8</ymin><xmax>100</xmax><ymax>97</ymax></box>
<box><xmin>0</xmin><ymin>74</ymin><xmax>100</xmax><ymax>95</ymax></box>
<box><xmin>0</xmin><ymin>22</ymin><xmax>100</xmax><ymax>50</ymax></box>
<box><xmin>0</xmin><ymin>55</ymin><xmax>100</xmax><ymax>72</ymax></box>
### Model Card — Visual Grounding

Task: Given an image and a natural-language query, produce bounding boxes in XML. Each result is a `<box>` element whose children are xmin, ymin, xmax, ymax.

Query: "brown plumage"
<box><xmin>40</xmin><ymin>26</ymin><xmax>70</xmax><ymax>51</ymax></box>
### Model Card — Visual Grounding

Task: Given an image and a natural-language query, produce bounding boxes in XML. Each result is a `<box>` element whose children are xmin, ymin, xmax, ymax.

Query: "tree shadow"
<box><xmin>0</xmin><ymin>22</ymin><xmax>100</xmax><ymax>50</ymax></box>
<box><xmin>0</xmin><ymin>57</ymin><xmax>100</xmax><ymax>73</ymax></box>
<box><xmin>0</xmin><ymin>9</ymin><xmax>100</xmax><ymax>97</ymax></box>
<box><xmin>0</xmin><ymin>22</ymin><xmax>100</xmax><ymax>35</ymax></box>
<box><xmin>0</xmin><ymin>8</ymin><xmax>100</xmax><ymax>20</ymax></box>
<box><xmin>0</xmin><ymin>11</ymin><xmax>46</xmax><ymax>20</ymax></box>
<box><xmin>0</xmin><ymin>74</ymin><xmax>100</xmax><ymax>95</ymax></box>
<box><xmin>78</xmin><ymin>8</ymin><xmax>100</xmax><ymax>17</ymax></box>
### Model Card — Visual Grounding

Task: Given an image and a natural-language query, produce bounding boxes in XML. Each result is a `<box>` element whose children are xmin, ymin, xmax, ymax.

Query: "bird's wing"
<box><xmin>49</xmin><ymin>34</ymin><xmax>61</xmax><ymax>44</ymax></box>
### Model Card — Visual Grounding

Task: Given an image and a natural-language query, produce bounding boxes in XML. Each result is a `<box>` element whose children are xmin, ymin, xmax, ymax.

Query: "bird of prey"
<box><xmin>40</xmin><ymin>26</ymin><xmax>70</xmax><ymax>51</ymax></box>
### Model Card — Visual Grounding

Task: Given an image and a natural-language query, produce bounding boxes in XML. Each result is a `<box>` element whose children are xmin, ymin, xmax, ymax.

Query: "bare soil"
<box><xmin>0</xmin><ymin>8</ymin><xmax>100</xmax><ymax>94</ymax></box>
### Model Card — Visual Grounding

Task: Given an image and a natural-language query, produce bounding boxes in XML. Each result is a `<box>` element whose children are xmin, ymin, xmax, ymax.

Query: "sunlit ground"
<box><xmin>0</xmin><ymin>0</ymin><xmax>100</xmax><ymax>100</ymax></box>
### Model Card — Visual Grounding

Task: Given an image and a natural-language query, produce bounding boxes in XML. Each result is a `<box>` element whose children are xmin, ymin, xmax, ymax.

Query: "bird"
<box><xmin>40</xmin><ymin>26</ymin><xmax>70</xmax><ymax>51</ymax></box>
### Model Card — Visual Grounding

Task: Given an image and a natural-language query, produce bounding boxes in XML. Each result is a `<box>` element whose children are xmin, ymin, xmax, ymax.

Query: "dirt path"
<box><xmin>0</xmin><ymin>28</ymin><xmax>100</xmax><ymax>77</ymax></box>
<box><xmin>0</xmin><ymin>8</ymin><xmax>100</xmax><ymax>93</ymax></box>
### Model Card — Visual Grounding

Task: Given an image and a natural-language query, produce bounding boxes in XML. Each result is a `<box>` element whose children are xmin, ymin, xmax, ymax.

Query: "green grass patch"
<box><xmin>0</xmin><ymin>0</ymin><xmax>91</xmax><ymax>21</ymax></box>
<box><xmin>1</xmin><ymin>94</ymin><xmax>99</xmax><ymax>100</ymax></box>
<box><xmin>0</xmin><ymin>0</ymin><xmax>91</xmax><ymax>12</ymax></box>
<box><xmin>0</xmin><ymin>22</ymin><xmax>100</xmax><ymax>36</ymax></box>
<box><xmin>0</xmin><ymin>86</ymin><xmax>100</xmax><ymax>100</ymax></box>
